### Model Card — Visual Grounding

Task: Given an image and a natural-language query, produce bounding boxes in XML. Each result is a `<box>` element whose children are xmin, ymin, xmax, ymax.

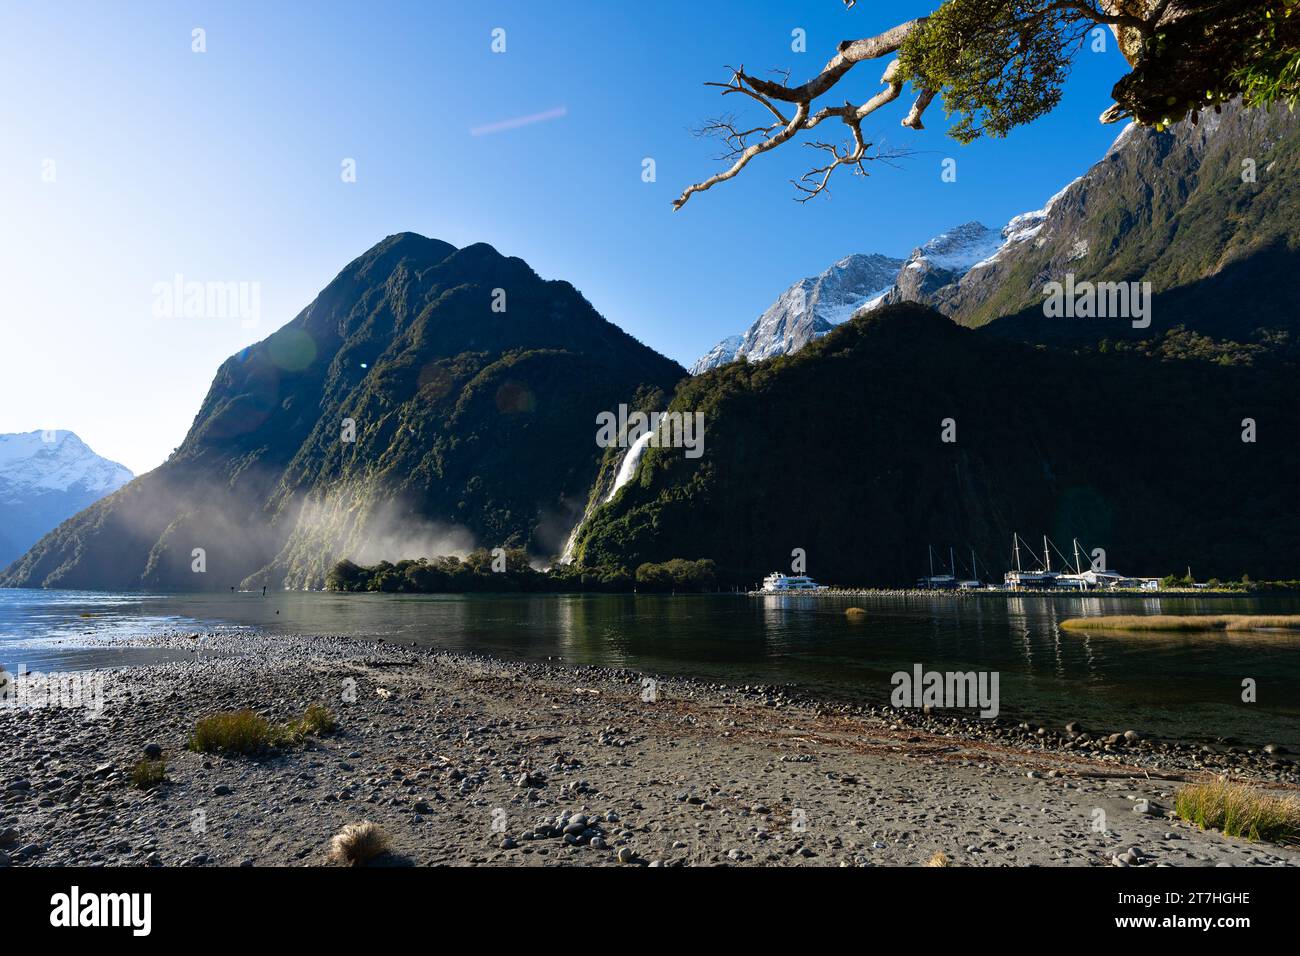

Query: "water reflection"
<box><xmin>2</xmin><ymin>589</ymin><xmax>1298</xmax><ymax>750</ymax></box>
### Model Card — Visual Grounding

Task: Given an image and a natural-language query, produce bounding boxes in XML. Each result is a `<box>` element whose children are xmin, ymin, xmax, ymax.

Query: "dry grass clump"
<box><xmin>1174</xmin><ymin>779</ymin><xmax>1300</xmax><ymax>844</ymax></box>
<box><xmin>189</xmin><ymin>705</ymin><xmax>337</xmax><ymax>755</ymax></box>
<box><xmin>300</xmin><ymin>703</ymin><xmax>337</xmax><ymax>734</ymax></box>
<box><xmin>129</xmin><ymin>759</ymin><xmax>167</xmax><ymax>790</ymax></box>
<box><xmin>189</xmin><ymin>709</ymin><xmax>272</xmax><ymax>755</ymax></box>
<box><xmin>925</xmin><ymin>850</ymin><xmax>951</xmax><ymax>867</ymax></box>
<box><xmin>844</xmin><ymin>607</ymin><xmax>869</xmax><ymax>620</ymax></box>
<box><xmin>328</xmin><ymin>821</ymin><xmax>390</xmax><ymax>866</ymax></box>
<box><xmin>275</xmin><ymin>704</ymin><xmax>339</xmax><ymax>745</ymax></box>
<box><xmin>1061</xmin><ymin>614</ymin><xmax>1300</xmax><ymax>633</ymax></box>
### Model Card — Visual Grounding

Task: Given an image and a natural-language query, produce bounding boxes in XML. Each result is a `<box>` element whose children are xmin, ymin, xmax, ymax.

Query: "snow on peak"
<box><xmin>965</xmin><ymin>175</ymin><xmax>1086</xmax><ymax>271</ymax></box>
<box><xmin>0</xmin><ymin>430</ymin><xmax>134</xmax><ymax>500</ymax></box>
<box><xmin>910</xmin><ymin>222</ymin><xmax>1004</xmax><ymax>273</ymax></box>
<box><xmin>687</xmin><ymin>335</ymin><xmax>743</xmax><ymax>376</ymax></box>
<box><xmin>690</xmin><ymin>252</ymin><xmax>903</xmax><ymax>373</ymax></box>
<box><xmin>1105</xmin><ymin>120</ymin><xmax>1140</xmax><ymax>157</ymax></box>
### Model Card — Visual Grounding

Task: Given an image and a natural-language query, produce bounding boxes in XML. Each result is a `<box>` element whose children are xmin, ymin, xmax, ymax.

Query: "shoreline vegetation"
<box><xmin>1174</xmin><ymin>780</ymin><xmax>1300</xmax><ymax>845</ymax></box>
<box><xmin>1061</xmin><ymin>615</ymin><xmax>1300</xmax><ymax>632</ymax></box>
<box><xmin>326</xmin><ymin>551</ymin><xmax>718</xmax><ymax>594</ymax></box>
<box><xmin>324</xmin><ymin>552</ymin><xmax>1300</xmax><ymax>597</ymax></box>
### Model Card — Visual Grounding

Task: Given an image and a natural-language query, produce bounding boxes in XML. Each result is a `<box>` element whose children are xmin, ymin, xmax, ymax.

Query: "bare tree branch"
<box><xmin>672</xmin><ymin>21</ymin><xmax>921</xmax><ymax>210</ymax></box>
<box><xmin>674</xmin><ymin>1</ymin><xmax>1182</xmax><ymax>209</ymax></box>
<box><xmin>740</xmin><ymin>18</ymin><xmax>926</xmax><ymax>105</ymax></box>
<box><xmin>901</xmin><ymin>88</ymin><xmax>937</xmax><ymax>130</ymax></box>
<box><xmin>672</xmin><ymin>101</ymin><xmax>811</xmax><ymax>211</ymax></box>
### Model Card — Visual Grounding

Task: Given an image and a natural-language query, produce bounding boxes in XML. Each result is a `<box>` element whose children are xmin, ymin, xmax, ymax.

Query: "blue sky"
<box><xmin>0</xmin><ymin>0</ymin><xmax>1132</xmax><ymax>473</ymax></box>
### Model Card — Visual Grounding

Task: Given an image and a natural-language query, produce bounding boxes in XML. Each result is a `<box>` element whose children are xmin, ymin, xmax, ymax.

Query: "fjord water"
<box><xmin>2</xmin><ymin>589</ymin><xmax>1298</xmax><ymax>751</ymax></box>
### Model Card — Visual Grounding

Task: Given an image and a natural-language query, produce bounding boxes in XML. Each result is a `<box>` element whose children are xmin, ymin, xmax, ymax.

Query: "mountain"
<box><xmin>2</xmin><ymin>234</ymin><xmax>684</xmax><ymax>591</ymax></box>
<box><xmin>574</xmin><ymin>303</ymin><xmax>1300</xmax><ymax>586</ymax></box>
<box><xmin>0</xmin><ymin>431</ymin><xmax>132</xmax><ymax>569</ymax></box>
<box><xmin>684</xmin><ymin>216</ymin><xmax>1059</xmax><ymax>375</ymax></box>
<box><xmin>575</xmin><ymin>99</ymin><xmax>1300</xmax><ymax>585</ymax></box>
<box><xmin>689</xmin><ymin>253</ymin><xmax>903</xmax><ymax>373</ymax></box>
<box><xmin>878</xmin><ymin>221</ymin><xmax>1007</xmax><ymax>308</ymax></box>
<box><xmin>689</xmin><ymin>335</ymin><xmax>743</xmax><ymax>375</ymax></box>
<box><xmin>894</xmin><ymin>101</ymin><xmax>1300</xmax><ymax>347</ymax></box>
<box><xmin>694</xmin><ymin>100</ymin><xmax>1300</xmax><ymax>377</ymax></box>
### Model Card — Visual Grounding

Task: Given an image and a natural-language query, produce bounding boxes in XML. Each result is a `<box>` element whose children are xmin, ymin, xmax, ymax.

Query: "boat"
<box><xmin>918</xmin><ymin>546</ymin><xmax>972</xmax><ymax>590</ymax></box>
<box><xmin>1004</xmin><ymin>534</ymin><xmax>1158</xmax><ymax>591</ymax></box>
<box><xmin>760</xmin><ymin>572</ymin><xmax>828</xmax><ymax>592</ymax></box>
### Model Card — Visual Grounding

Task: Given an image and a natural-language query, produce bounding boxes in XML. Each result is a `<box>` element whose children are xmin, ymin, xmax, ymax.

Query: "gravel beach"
<box><xmin>2</xmin><ymin>627</ymin><xmax>1297</xmax><ymax>868</ymax></box>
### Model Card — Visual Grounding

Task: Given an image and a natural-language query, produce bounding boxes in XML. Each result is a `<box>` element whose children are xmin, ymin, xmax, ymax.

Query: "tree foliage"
<box><xmin>897</xmin><ymin>0</ymin><xmax>1085</xmax><ymax>144</ymax></box>
<box><xmin>1233</xmin><ymin>1</ymin><xmax>1300</xmax><ymax>111</ymax></box>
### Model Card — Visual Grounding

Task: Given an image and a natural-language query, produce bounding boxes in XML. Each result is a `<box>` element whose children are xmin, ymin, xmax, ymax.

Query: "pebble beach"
<box><xmin>2</xmin><ymin>627</ymin><xmax>1297</xmax><ymax>868</ymax></box>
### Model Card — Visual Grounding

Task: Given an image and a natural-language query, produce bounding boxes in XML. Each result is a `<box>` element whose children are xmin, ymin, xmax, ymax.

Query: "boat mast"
<box><xmin>1072</xmin><ymin>538</ymin><xmax>1082</xmax><ymax>574</ymax></box>
<box><xmin>1043</xmin><ymin>534</ymin><xmax>1051</xmax><ymax>572</ymax></box>
<box><xmin>949</xmin><ymin>546</ymin><xmax>955</xmax><ymax>579</ymax></box>
<box><xmin>1013</xmin><ymin>533</ymin><xmax>1021</xmax><ymax>572</ymax></box>
<box><xmin>929</xmin><ymin>545</ymin><xmax>935</xmax><ymax>579</ymax></box>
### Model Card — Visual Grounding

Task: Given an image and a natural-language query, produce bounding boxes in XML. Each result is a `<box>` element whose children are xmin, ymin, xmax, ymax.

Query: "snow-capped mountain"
<box><xmin>690</xmin><ymin>253</ymin><xmax>903</xmax><ymax>373</ymax></box>
<box><xmin>689</xmin><ymin>214</ymin><xmax>1080</xmax><ymax>375</ymax></box>
<box><xmin>0</xmin><ymin>431</ymin><xmax>133</xmax><ymax>569</ymax></box>
<box><xmin>689</xmin><ymin>335</ymin><xmax>743</xmax><ymax>374</ymax></box>
<box><xmin>875</xmin><ymin>192</ymin><xmax>1073</xmax><ymax>320</ymax></box>
<box><xmin>877</xmin><ymin>221</ymin><xmax>1006</xmax><ymax>309</ymax></box>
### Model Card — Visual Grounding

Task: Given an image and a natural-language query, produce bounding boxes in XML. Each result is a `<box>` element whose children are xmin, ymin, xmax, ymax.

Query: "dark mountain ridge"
<box><xmin>574</xmin><ymin>302</ymin><xmax>1300</xmax><ymax>586</ymax></box>
<box><xmin>3</xmin><ymin>234</ymin><xmax>684</xmax><ymax>590</ymax></box>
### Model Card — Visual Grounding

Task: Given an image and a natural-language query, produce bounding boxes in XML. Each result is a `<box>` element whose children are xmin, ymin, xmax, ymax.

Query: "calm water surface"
<box><xmin>2</xmin><ymin>589</ymin><xmax>1297</xmax><ymax>751</ymax></box>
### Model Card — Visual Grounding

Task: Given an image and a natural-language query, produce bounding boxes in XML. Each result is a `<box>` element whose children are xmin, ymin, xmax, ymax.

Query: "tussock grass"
<box><xmin>328</xmin><ymin>821</ymin><xmax>390</xmax><ymax>866</ymax></box>
<box><xmin>925</xmin><ymin>850</ymin><xmax>951</xmax><ymax>867</ymax></box>
<box><xmin>189</xmin><ymin>705</ymin><xmax>337</xmax><ymax>755</ymax></box>
<box><xmin>1174</xmin><ymin>779</ymin><xmax>1300</xmax><ymax>844</ymax></box>
<box><xmin>273</xmin><ymin>704</ymin><xmax>338</xmax><ymax>746</ymax></box>
<box><xmin>189</xmin><ymin>709</ymin><xmax>272</xmax><ymax>755</ymax></box>
<box><xmin>129</xmin><ymin>759</ymin><xmax>167</xmax><ymax>790</ymax></box>
<box><xmin>1061</xmin><ymin>614</ymin><xmax>1300</xmax><ymax>633</ymax></box>
<box><xmin>300</xmin><ymin>703</ymin><xmax>337</xmax><ymax>734</ymax></box>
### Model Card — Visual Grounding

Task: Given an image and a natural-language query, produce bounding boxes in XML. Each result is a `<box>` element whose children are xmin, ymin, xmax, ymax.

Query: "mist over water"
<box><xmin>329</xmin><ymin>499</ymin><xmax>478</xmax><ymax>567</ymax></box>
<box><xmin>3</xmin><ymin>589</ymin><xmax>1297</xmax><ymax>752</ymax></box>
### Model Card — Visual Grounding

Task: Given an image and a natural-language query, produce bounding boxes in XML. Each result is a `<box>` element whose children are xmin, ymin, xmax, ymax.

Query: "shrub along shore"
<box><xmin>326</xmin><ymin>551</ymin><xmax>717</xmax><ymax>594</ymax></box>
<box><xmin>325</xmin><ymin>552</ymin><xmax>1300</xmax><ymax>598</ymax></box>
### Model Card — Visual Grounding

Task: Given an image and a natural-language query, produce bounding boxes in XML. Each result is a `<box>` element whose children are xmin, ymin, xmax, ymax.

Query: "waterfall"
<box><xmin>604</xmin><ymin>429</ymin><xmax>656</xmax><ymax>503</ymax></box>
<box><xmin>558</xmin><ymin>429</ymin><xmax>658</xmax><ymax>565</ymax></box>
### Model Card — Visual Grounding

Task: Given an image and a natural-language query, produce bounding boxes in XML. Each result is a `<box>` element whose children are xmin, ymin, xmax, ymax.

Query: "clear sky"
<box><xmin>0</xmin><ymin>0</ymin><xmax>1132</xmax><ymax>474</ymax></box>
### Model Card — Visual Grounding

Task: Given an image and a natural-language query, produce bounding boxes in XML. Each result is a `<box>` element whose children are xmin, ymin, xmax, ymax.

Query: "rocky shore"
<box><xmin>2</xmin><ymin>627</ymin><xmax>1297</xmax><ymax>867</ymax></box>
